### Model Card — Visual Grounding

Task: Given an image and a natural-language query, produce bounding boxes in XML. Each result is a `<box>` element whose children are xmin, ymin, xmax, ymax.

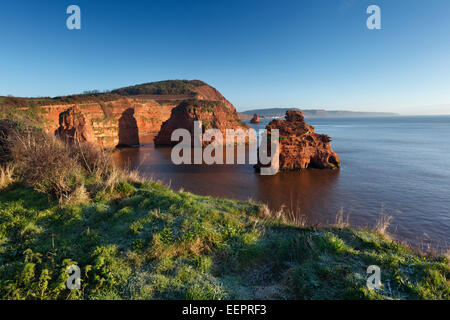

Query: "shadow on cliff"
<box><xmin>118</xmin><ymin>108</ymin><xmax>140</xmax><ymax>147</ymax></box>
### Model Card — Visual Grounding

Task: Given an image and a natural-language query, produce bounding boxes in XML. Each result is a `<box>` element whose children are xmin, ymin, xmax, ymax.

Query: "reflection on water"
<box><xmin>256</xmin><ymin>170</ymin><xmax>339</xmax><ymax>221</ymax></box>
<box><xmin>113</xmin><ymin>116</ymin><xmax>450</xmax><ymax>252</ymax></box>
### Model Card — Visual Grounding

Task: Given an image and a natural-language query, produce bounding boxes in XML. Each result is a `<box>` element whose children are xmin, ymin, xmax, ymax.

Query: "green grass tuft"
<box><xmin>0</xmin><ymin>181</ymin><xmax>448</xmax><ymax>300</ymax></box>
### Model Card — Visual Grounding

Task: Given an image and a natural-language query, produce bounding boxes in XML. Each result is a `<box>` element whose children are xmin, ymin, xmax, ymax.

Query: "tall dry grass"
<box><xmin>258</xmin><ymin>200</ymin><xmax>396</xmax><ymax>244</ymax></box>
<box><xmin>70</xmin><ymin>138</ymin><xmax>114</xmax><ymax>178</ymax></box>
<box><xmin>0</xmin><ymin>163</ymin><xmax>15</xmax><ymax>190</ymax></box>
<box><xmin>374</xmin><ymin>206</ymin><xmax>393</xmax><ymax>235</ymax></box>
<box><xmin>258</xmin><ymin>203</ymin><xmax>308</xmax><ymax>227</ymax></box>
<box><xmin>334</xmin><ymin>207</ymin><xmax>350</xmax><ymax>228</ymax></box>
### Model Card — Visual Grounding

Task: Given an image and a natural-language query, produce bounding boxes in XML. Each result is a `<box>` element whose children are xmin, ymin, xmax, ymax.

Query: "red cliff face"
<box><xmin>154</xmin><ymin>99</ymin><xmax>253</xmax><ymax>146</ymax></box>
<box><xmin>40</xmin><ymin>99</ymin><xmax>175</xmax><ymax>148</ymax></box>
<box><xmin>36</xmin><ymin>81</ymin><xmax>238</xmax><ymax>149</ymax></box>
<box><xmin>255</xmin><ymin>110</ymin><xmax>340</xmax><ymax>171</ymax></box>
<box><xmin>192</xmin><ymin>84</ymin><xmax>236</xmax><ymax>112</ymax></box>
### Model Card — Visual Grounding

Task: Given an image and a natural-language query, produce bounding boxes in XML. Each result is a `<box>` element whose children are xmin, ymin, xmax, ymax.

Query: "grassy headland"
<box><xmin>0</xmin><ymin>115</ymin><xmax>448</xmax><ymax>300</ymax></box>
<box><xmin>0</xmin><ymin>80</ymin><xmax>207</xmax><ymax>109</ymax></box>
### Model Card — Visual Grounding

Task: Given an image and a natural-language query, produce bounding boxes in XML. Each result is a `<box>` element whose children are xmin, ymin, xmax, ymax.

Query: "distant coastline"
<box><xmin>239</xmin><ymin>108</ymin><xmax>398</xmax><ymax>119</ymax></box>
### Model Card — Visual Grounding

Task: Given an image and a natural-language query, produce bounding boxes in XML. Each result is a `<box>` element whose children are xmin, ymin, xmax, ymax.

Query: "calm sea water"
<box><xmin>113</xmin><ymin>116</ymin><xmax>450</xmax><ymax>251</ymax></box>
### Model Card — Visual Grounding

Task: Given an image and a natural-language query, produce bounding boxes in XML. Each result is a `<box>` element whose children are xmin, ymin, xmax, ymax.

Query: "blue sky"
<box><xmin>1</xmin><ymin>0</ymin><xmax>450</xmax><ymax>114</ymax></box>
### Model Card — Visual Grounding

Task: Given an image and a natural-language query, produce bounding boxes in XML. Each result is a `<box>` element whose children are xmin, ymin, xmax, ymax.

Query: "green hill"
<box><xmin>111</xmin><ymin>80</ymin><xmax>207</xmax><ymax>96</ymax></box>
<box><xmin>0</xmin><ymin>80</ymin><xmax>210</xmax><ymax>108</ymax></box>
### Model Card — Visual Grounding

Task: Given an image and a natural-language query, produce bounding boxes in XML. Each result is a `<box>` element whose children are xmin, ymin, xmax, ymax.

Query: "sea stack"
<box><xmin>154</xmin><ymin>99</ymin><xmax>254</xmax><ymax>146</ymax></box>
<box><xmin>255</xmin><ymin>110</ymin><xmax>340</xmax><ymax>171</ymax></box>
<box><xmin>55</xmin><ymin>106</ymin><xmax>93</xmax><ymax>144</ymax></box>
<box><xmin>250</xmin><ymin>113</ymin><xmax>261</xmax><ymax>124</ymax></box>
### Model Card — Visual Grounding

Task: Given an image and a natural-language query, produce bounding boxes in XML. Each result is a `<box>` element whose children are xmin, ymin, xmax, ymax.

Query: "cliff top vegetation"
<box><xmin>0</xmin><ymin>80</ymin><xmax>209</xmax><ymax>109</ymax></box>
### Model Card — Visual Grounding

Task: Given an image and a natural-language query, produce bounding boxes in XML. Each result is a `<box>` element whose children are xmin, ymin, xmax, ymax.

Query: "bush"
<box><xmin>9</xmin><ymin>129</ymin><xmax>83</xmax><ymax>200</ymax></box>
<box><xmin>115</xmin><ymin>181</ymin><xmax>135</xmax><ymax>197</ymax></box>
<box><xmin>3</xmin><ymin>122</ymin><xmax>140</xmax><ymax>203</ymax></box>
<box><xmin>69</xmin><ymin>140</ymin><xmax>114</xmax><ymax>179</ymax></box>
<box><xmin>0</xmin><ymin>119</ymin><xmax>17</xmax><ymax>163</ymax></box>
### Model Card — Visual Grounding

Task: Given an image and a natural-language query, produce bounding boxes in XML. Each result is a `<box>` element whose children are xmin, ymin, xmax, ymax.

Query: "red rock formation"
<box><xmin>255</xmin><ymin>110</ymin><xmax>340</xmax><ymax>171</ymax></box>
<box><xmin>154</xmin><ymin>99</ymin><xmax>253</xmax><ymax>146</ymax></box>
<box><xmin>112</xmin><ymin>80</ymin><xmax>236</xmax><ymax>112</ymax></box>
<box><xmin>250</xmin><ymin>113</ymin><xmax>261</xmax><ymax>124</ymax></box>
<box><xmin>192</xmin><ymin>84</ymin><xmax>236</xmax><ymax>111</ymax></box>
<box><xmin>55</xmin><ymin>106</ymin><xmax>93</xmax><ymax>144</ymax></box>
<box><xmin>35</xmin><ymin>81</ymin><xmax>239</xmax><ymax>148</ymax></box>
<box><xmin>39</xmin><ymin>98</ymin><xmax>174</xmax><ymax>148</ymax></box>
<box><xmin>118</xmin><ymin>108</ymin><xmax>140</xmax><ymax>147</ymax></box>
<box><xmin>21</xmin><ymin>81</ymin><xmax>242</xmax><ymax>148</ymax></box>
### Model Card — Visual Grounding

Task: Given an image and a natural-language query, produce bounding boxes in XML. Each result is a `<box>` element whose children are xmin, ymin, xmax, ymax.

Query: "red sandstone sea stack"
<box><xmin>117</xmin><ymin>108</ymin><xmax>140</xmax><ymax>147</ymax></box>
<box><xmin>250</xmin><ymin>113</ymin><xmax>261</xmax><ymax>124</ymax></box>
<box><xmin>55</xmin><ymin>106</ymin><xmax>93</xmax><ymax>144</ymax></box>
<box><xmin>154</xmin><ymin>99</ymin><xmax>253</xmax><ymax>146</ymax></box>
<box><xmin>255</xmin><ymin>110</ymin><xmax>340</xmax><ymax>171</ymax></box>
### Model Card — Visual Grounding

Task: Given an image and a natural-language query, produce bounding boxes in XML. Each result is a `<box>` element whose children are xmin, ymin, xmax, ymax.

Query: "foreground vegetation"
<box><xmin>0</xmin><ymin>116</ymin><xmax>449</xmax><ymax>300</ymax></box>
<box><xmin>1</xmin><ymin>180</ymin><xmax>449</xmax><ymax>300</ymax></box>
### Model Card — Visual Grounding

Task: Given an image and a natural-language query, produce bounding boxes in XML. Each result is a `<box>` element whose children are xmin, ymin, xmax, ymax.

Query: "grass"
<box><xmin>0</xmin><ymin>178</ymin><xmax>448</xmax><ymax>300</ymax></box>
<box><xmin>0</xmin><ymin>94</ymin><xmax>123</xmax><ymax>109</ymax></box>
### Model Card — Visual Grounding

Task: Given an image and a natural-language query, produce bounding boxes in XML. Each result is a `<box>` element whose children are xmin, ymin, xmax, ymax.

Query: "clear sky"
<box><xmin>1</xmin><ymin>0</ymin><xmax>450</xmax><ymax>114</ymax></box>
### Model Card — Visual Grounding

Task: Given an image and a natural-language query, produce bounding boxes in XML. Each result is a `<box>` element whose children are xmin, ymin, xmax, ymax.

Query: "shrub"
<box><xmin>0</xmin><ymin>119</ymin><xmax>17</xmax><ymax>163</ymax></box>
<box><xmin>69</xmin><ymin>140</ymin><xmax>114</xmax><ymax>179</ymax></box>
<box><xmin>115</xmin><ymin>181</ymin><xmax>136</xmax><ymax>197</ymax></box>
<box><xmin>2</xmin><ymin>121</ymin><xmax>135</xmax><ymax>203</ymax></box>
<box><xmin>9</xmin><ymin>129</ymin><xmax>83</xmax><ymax>201</ymax></box>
